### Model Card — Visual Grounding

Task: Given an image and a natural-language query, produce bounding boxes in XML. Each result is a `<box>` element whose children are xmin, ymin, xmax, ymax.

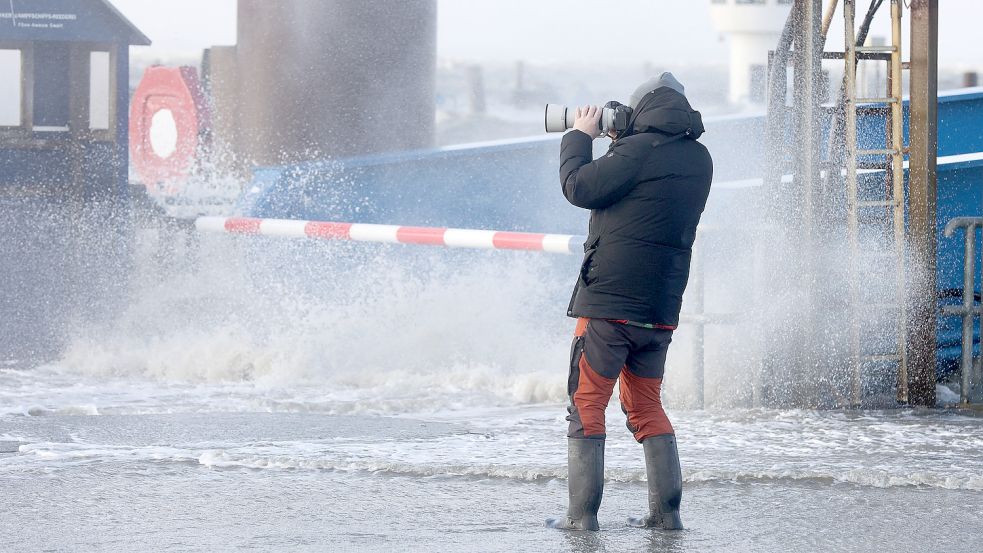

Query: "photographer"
<box><xmin>546</xmin><ymin>73</ymin><xmax>713</xmax><ymax>531</ymax></box>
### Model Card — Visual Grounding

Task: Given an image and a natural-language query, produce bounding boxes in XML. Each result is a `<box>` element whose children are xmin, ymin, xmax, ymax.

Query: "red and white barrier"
<box><xmin>195</xmin><ymin>216</ymin><xmax>585</xmax><ymax>255</ymax></box>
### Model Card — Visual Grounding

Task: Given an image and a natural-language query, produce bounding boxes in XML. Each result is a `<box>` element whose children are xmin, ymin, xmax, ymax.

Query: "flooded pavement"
<box><xmin>2</xmin><ymin>368</ymin><xmax>982</xmax><ymax>552</ymax></box>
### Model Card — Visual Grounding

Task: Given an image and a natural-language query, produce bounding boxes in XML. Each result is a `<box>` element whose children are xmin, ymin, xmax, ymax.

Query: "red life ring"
<box><xmin>129</xmin><ymin>66</ymin><xmax>210</xmax><ymax>196</ymax></box>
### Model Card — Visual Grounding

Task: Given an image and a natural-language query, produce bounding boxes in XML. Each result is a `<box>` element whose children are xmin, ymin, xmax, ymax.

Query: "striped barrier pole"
<box><xmin>196</xmin><ymin>215</ymin><xmax>738</xmax><ymax>410</ymax></box>
<box><xmin>195</xmin><ymin>216</ymin><xmax>585</xmax><ymax>255</ymax></box>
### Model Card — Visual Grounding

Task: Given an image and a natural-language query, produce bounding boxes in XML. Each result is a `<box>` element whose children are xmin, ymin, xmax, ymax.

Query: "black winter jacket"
<box><xmin>560</xmin><ymin>88</ymin><xmax>713</xmax><ymax>327</ymax></box>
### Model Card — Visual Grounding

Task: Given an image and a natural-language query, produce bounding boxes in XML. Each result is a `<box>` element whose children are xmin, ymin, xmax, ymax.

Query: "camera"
<box><xmin>544</xmin><ymin>102</ymin><xmax>632</xmax><ymax>134</ymax></box>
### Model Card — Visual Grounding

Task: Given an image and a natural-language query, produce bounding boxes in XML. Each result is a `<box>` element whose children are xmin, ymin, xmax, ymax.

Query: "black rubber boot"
<box><xmin>546</xmin><ymin>438</ymin><xmax>605</xmax><ymax>531</ymax></box>
<box><xmin>627</xmin><ymin>434</ymin><xmax>683</xmax><ymax>530</ymax></box>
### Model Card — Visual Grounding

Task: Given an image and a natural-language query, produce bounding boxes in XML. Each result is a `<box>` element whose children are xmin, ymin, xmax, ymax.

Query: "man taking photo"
<box><xmin>546</xmin><ymin>73</ymin><xmax>713</xmax><ymax>531</ymax></box>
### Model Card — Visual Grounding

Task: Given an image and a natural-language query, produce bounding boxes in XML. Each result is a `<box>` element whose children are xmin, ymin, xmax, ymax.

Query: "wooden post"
<box><xmin>906</xmin><ymin>0</ymin><xmax>939</xmax><ymax>406</ymax></box>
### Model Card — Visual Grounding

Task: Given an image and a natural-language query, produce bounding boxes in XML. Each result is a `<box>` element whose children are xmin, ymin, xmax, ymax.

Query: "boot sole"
<box><xmin>545</xmin><ymin>517</ymin><xmax>600</xmax><ymax>531</ymax></box>
<box><xmin>626</xmin><ymin>515</ymin><xmax>684</xmax><ymax>530</ymax></box>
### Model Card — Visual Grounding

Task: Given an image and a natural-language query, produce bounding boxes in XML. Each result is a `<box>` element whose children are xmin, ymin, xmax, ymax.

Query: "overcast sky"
<box><xmin>111</xmin><ymin>0</ymin><xmax>983</xmax><ymax>67</ymax></box>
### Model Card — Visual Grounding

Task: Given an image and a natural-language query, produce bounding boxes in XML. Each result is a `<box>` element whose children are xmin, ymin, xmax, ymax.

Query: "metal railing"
<box><xmin>941</xmin><ymin>216</ymin><xmax>982</xmax><ymax>404</ymax></box>
<box><xmin>685</xmin><ymin>239</ymin><xmax>740</xmax><ymax>409</ymax></box>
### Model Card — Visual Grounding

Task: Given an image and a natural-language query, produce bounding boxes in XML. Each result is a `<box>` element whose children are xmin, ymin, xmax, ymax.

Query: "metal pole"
<box><xmin>961</xmin><ymin>230</ymin><xmax>976</xmax><ymax>404</ymax></box>
<box><xmin>792</xmin><ymin>0</ymin><xmax>824</xmax><ymax>393</ymax></box>
<box><xmin>976</xmin><ymin>227</ymin><xmax>983</xmax><ymax>404</ymax></box>
<box><xmin>759</xmin><ymin>4</ymin><xmax>798</xmax><ymax>407</ymax></box>
<box><xmin>765</xmin><ymin>0</ymin><xmax>800</xmax><ymax>194</ymax></box>
<box><xmin>942</xmin><ymin>218</ymin><xmax>983</xmax><ymax>404</ymax></box>
<box><xmin>890</xmin><ymin>0</ymin><xmax>910</xmax><ymax>404</ymax></box>
<box><xmin>793</xmin><ymin>0</ymin><xmax>824</xmax><ymax>247</ymax></box>
<box><xmin>843</xmin><ymin>0</ymin><xmax>862</xmax><ymax>404</ymax></box>
<box><xmin>907</xmin><ymin>0</ymin><xmax>939</xmax><ymax>406</ymax></box>
<box><xmin>692</xmin><ymin>242</ymin><xmax>706</xmax><ymax>409</ymax></box>
<box><xmin>821</xmin><ymin>0</ymin><xmax>840</xmax><ymax>39</ymax></box>
<box><xmin>977</xmin><ymin>227</ymin><xmax>983</xmax><ymax>403</ymax></box>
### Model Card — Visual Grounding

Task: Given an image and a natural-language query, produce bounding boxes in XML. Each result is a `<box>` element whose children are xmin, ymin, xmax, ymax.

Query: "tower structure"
<box><xmin>234</xmin><ymin>0</ymin><xmax>437</xmax><ymax>166</ymax></box>
<box><xmin>709</xmin><ymin>0</ymin><xmax>793</xmax><ymax>105</ymax></box>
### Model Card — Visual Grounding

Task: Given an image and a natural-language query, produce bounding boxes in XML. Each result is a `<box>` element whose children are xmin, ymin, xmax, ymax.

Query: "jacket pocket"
<box><xmin>579</xmin><ymin>236</ymin><xmax>600</xmax><ymax>286</ymax></box>
<box><xmin>582</xmin><ymin>234</ymin><xmax>600</xmax><ymax>253</ymax></box>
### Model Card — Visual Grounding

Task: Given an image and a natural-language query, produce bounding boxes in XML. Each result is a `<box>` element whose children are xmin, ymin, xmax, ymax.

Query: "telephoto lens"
<box><xmin>544</xmin><ymin>104</ymin><xmax>631</xmax><ymax>134</ymax></box>
<box><xmin>544</xmin><ymin>104</ymin><xmax>576</xmax><ymax>133</ymax></box>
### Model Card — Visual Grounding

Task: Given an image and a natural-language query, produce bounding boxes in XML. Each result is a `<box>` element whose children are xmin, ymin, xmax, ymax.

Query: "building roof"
<box><xmin>97</xmin><ymin>0</ymin><xmax>151</xmax><ymax>45</ymax></box>
<box><xmin>0</xmin><ymin>0</ymin><xmax>151</xmax><ymax>45</ymax></box>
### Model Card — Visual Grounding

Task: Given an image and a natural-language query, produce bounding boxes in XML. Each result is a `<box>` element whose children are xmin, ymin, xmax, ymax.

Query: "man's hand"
<box><xmin>573</xmin><ymin>105</ymin><xmax>602</xmax><ymax>139</ymax></box>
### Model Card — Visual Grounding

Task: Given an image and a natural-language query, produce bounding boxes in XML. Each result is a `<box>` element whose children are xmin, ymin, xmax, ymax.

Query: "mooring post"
<box><xmin>906</xmin><ymin>0</ymin><xmax>939</xmax><ymax>406</ymax></box>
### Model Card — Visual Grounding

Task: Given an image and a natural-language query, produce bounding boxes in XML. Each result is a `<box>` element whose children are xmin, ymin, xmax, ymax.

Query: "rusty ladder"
<box><xmin>840</xmin><ymin>0</ymin><xmax>909</xmax><ymax>405</ymax></box>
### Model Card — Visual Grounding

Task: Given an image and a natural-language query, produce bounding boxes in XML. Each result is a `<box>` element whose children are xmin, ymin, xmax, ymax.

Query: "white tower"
<box><xmin>709</xmin><ymin>0</ymin><xmax>793</xmax><ymax>105</ymax></box>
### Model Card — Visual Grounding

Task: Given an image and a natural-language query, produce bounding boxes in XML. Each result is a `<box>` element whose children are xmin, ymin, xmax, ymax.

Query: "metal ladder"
<box><xmin>841</xmin><ymin>0</ymin><xmax>909</xmax><ymax>405</ymax></box>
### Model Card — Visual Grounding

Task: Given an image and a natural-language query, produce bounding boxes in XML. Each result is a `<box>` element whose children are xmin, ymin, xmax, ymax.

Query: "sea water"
<box><xmin>2</xmin><ymin>229</ymin><xmax>982</xmax><ymax>552</ymax></box>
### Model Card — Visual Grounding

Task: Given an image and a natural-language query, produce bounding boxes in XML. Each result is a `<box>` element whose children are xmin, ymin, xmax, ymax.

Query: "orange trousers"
<box><xmin>566</xmin><ymin>317</ymin><xmax>674</xmax><ymax>442</ymax></box>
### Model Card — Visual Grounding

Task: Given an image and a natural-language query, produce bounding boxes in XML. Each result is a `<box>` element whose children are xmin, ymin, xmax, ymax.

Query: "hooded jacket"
<box><xmin>559</xmin><ymin>87</ymin><xmax>713</xmax><ymax>327</ymax></box>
